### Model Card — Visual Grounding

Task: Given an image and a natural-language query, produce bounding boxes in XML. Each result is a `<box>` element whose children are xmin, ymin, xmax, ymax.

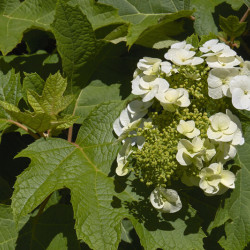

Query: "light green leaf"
<box><xmin>152</xmin><ymin>39</ymin><xmax>179</xmax><ymax>49</ymax></box>
<box><xmin>208</xmin><ymin>124</ymin><xmax>250</xmax><ymax>250</ymax></box>
<box><xmin>22</xmin><ymin>73</ymin><xmax>45</xmax><ymax>102</ymax></box>
<box><xmin>186</xmin><ymin>33</ymin><xmax>199</xmax><ymax>47</ymax></box>
<box><xmin>0</xmin><ymin>101</ymin><xmax>60</xmax><ymax>133</ymax></box>
<box><xmin>226</xmin><ymin>0</ymin><xmax>245</xmax><ymax>9</ymax></box>
<box><xmin>74</xmin><ymin>81</ymin><xmax>122</xmax><ymax>123</ymax></box>
<box><xmin>99</xmin><ymin>0</ymin><xmax>192</xmax><ymax>47</ymax></box>
<box><xmin>0</xmin><ymin>100</ymin><xmax>76</xmax><ymax>134</ymax></box>
<box><xmin>0</xmin><ymin>0</ymin><xmax>57</xmax><ymax>55</ymax></box>
<box><xmin>27</xmin><ymin>72</ymin><xmax>74</xmax><ymax>116</ymax></box>
<box><xmin>68</xmin><ymin>0</ymin><xmax>125</xmax><ymax>30</ymax></box>
<box><xmin>11</xmin><ymin>100</ymin><xmax>205</xmax><ymax>249</ymax></box>
<box><xmin>51</xmin><ymin>0</ymin><xmax>108</xmax><ymax>91</ymax></box>
<box><xmin>219</xmin><ymin>15</ymin><xmax>247</xmax><ymax>38</ymax></box>
<box><xmin>0</xmin><ymin>72</ymin><xmax>76</xmax><ymax>135</ymax></box>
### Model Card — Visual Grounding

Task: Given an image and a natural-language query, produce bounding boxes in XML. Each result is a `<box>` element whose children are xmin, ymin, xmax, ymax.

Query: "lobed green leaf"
<box><xmin>219</xmin><ymin>15</ymin><xmax>247</xmax><ymax>38</ymax></box>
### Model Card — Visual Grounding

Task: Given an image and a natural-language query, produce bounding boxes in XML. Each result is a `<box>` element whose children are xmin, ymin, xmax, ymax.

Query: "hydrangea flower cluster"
<box><xmin>113</xmin><ymin>38</ymin><xmax>249</xmax><ymax>213</ymax></box>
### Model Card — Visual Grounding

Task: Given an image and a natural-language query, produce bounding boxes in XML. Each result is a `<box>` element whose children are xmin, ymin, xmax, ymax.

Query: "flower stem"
<box><xmin>240</xmin><ymin>7</ymin><xmax>250</xmax><ymax>23</ymax></box>
<box><xmin>68</xmin><ymin>126</ymin><xmax>73</xmax><ymax>142</ymax></box>
<box><xmin>7</xmin><ymin>119</ymin><xmax>40</xmax><ymax>139</ymax></box>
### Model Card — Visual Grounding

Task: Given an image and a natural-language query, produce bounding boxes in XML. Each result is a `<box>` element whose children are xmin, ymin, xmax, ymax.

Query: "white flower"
<box><xmin>207</xmin><ymin>109</ymin><xmax>244</xmax><ymax>145</ymax></box>
<box><xmin>156</xmin><ymin>88</ymin><xmax>190</xmax><ymax>111</ymax></box>
<box><xmin>150</xmin><ymin>187</ymin><xmax>182</xmax><ymax>213</ymax></box>
<box><xmin>202</xmin><ymin>43</ymin><xmax>235</xmax><ymax>57</ymax></box>
<box><xmin>230</xmin><ymin>75</ymin><xmax>250</xmax><ymax>111</ymax></box>
<box><xmin>207</xmin><ymin>68</ymin><xmax>239</xmax><ymax>99</ymax></box>
<box><xmin>160</xmin><ymin>61</ymin><xmax>173</xmax><ymax>75</ymax></box>
<box><xmin>116</xmin><ymin>140</ymin><xmax>132</xmax><ymax>176</ymax></box>
<box><xmin>240</xmin><ymin>60</ymin><xmax>250</xmax><ymax>76</ymax></box>
<box><xmin>199</xmin><ymin>163</ymin><xmax>236</xmax><ymax>195</ymax></box>
<box><xmin>201</xmin><ymin>42</ymin><xmax>241</xmax><ymax>68</ymax></box>
<box><xmin>206</xmin><ymin>55</ymin><xmax>241</xmax><ymax>68</ymax></box>
<box><xmin>113</xmin><ymin>106</ymin><xmax>142</xmax><ymax>139</ymax></box>
<box><xmin>214</xmin><ymin>142</ymin><xmax>237</xmax><ymax>163</ymax></box>
<box><xmin>171</xmin><ymin>41</ymin><xmax>193</xmax><ymax>50</ymax></box>
<box><xmin>127</xmin><ymin>99</ymin><xmax>153</xmax><ymax>120</ymax></box>
<box><xmin>176</xmin><ymin>137</ymin><xmax>216</xmax><ymax>169</ymax></box>
<box><xmin>164</xmin><ymin>48</ymin><xmax>203</xmax><ymax>66</ymax></box>
<box><xmin>176</xmin><ymin>137</ymin><xmax>205</xmax><ymax>168</ymax></box>
<box><xmin>177</xmin><ymin>120</ymin><xmax>200</xmax><ymax>138</ymax></box>
<box><xmin>137</xmin><ymin>57</ymin><xmax>162</xmax><ymax>76</ymax></box>
<box><xmin>132</xmin><ymin>75</ymin><xmax>169</xmax><ymax>102</ymax></box>
<box><xmin>199</xmin><ymin>39</ymin><xmax>219</xmax><ymax>53</ymax></box>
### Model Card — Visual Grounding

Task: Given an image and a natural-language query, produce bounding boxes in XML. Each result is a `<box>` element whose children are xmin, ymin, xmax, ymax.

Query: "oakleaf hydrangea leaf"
<box><xmin>0</xmin><ymin>0</ymin><xmax>58</xmax><ymax>55</ymax></box>
<box><xmin>208</xmin><ymin>124</ymin><xmax>250</xmax><ymax>250</ymax></box>
<box><xmin>99</xmin><ymin>0</ymin><xmax>192</xmax><ymax>47</ymax></box>
<box><xmin>0</xmin><ymin>69</ymin><xmax>22</xmax><ymax>140</ymax></box>
<box><xmin>0</xmin><ymin>205</ymin><xmax>29</xmax><ymax>250</ymax></box>
<box><xmin>26</xmin><ymin>72</ymin><xmax>74</xmax><ymax>116</ymax></box>
<box><xmin>68</xmin><ymin>0</ymin><xmax>125</xmax><ymax>31</ymax></box>
<box><xmin>0</xmin><ymin>69</ymin><xmax>22</xmax><ymax>119</ymax></box>
<box><xmin>51</xmin><ymin>0</ymin><xmax>108</xmax><ymax>90</ymax></box>
<box><xmin>191</xmin><ymin>0</ymin><xmax>245</xmax><ymax>36</ymax></box>
<box><xmin>22</xmin><ymin>73</ymin><xmax>45</xmax><ymax>102</ymax></box>
<box><xmin>0</xmin><ymin>72</ymin><xmax>76</xmax><ymax>134</ymax></box>
<box><xmin>11</xmin><ymin>101</ymin><xmax>205</xmax><ymax>249</ymax></box>
<box><xmin>219</xmin><ymin>15</ymin><xmax>247</xmax><ymax>38</ymax></box>
<box><xmin>74</xmin><ymin>81</ymin><xmax>122</xmax><ymax>123</ymax></box>
<box><xmin>0</xmin><ymin>101</ymin><xmax>62</xmax><ymax>133</ymax></box>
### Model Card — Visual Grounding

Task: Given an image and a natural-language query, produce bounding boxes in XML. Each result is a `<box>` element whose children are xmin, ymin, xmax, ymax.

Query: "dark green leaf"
<box><xmin>68</xmin><ymin>0</ymin><xmax>125</xmax><ymax>30</ymax></box>
<box><xmin>74</xmin><ymin>81</ymin><xmax>122</xmax><ymax>123</ymax></box>
<box><xmin>99</xmin><ymin>0</ymin><xmax>192</xmax><ymax>47</ymax></box>
<box><xmin>191</xmin><ymin>0</ymin><xmax>244</xmax><ymax>36</ymax></box>
<box><xmin>51</xmin><ymin>0</ymin><xmax>108</xmax><ymax>91</ymax></box>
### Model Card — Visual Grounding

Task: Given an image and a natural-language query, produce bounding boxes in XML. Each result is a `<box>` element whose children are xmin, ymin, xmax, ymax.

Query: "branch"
<box><xmin>67</xmin><ymin>126</ymin><xmax>73</xmax><ymax>142</ymax></box>
<box><xmin>240</xmin><ymin>7</ymin><xmax>250</xmax><ymax>23</ymax></box>
<box><xmin>7</xmin><ymin>119</ymin><xmax>40</xmax><ymax>139</ymax></box>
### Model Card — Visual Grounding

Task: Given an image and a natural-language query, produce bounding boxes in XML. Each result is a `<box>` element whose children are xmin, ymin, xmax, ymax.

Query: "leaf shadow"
<box><xmin>114</xmin><ymin>177</ymin><xmax>203</xmax><ymax>234</ymax></box>
<box><xmin>15</xmin><ymin>204</ymin><xmax>81</xmax><ymax>250</ymax></box>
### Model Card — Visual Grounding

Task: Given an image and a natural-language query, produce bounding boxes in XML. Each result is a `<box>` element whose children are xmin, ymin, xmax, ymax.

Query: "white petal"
<box><xmin>113</xmin><ymin>117</ymin><xmax>123</xmax><ymax>136</ymax></box>
<box><xmin>208</xmin><ymin>87</ymin><xmax>223</xmax><ymax>99</ymax></box>
<box><xmin>221</xmin><ymin>170</ymin><xmax>235</xmax><ymax>188</ymax></box>
<box><xmin>231</xmin><ymin>88</ymin><xmax>245</xmax><ymax>109</ymax></box>
<box><xmin>191</xmin><ymin>57</ymin><xmax>204</xmax><ymax>65</ymax></box>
